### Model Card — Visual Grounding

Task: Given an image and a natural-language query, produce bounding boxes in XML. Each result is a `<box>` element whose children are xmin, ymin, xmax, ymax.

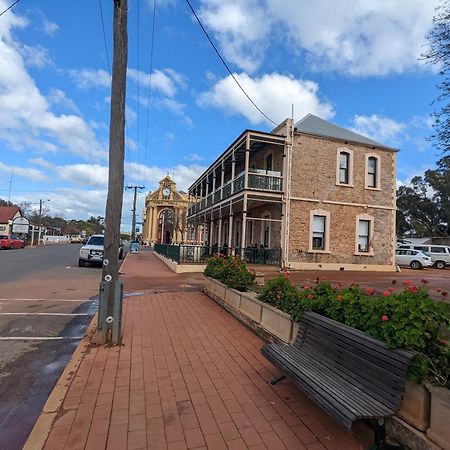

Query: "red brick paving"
<box><xmin>43</xmin><ymin>251</ymin><xmax>364</xmax><ymax>449</ymax></box>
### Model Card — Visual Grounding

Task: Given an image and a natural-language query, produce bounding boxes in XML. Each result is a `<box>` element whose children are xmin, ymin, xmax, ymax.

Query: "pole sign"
<box><xmin>12</xmin><ymin>217</ymin><xmax>30</xmax><ymax>234</ymax></box>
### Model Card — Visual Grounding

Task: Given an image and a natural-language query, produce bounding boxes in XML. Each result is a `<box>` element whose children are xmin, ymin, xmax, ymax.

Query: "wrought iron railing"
<box><xmin>248</xmin><ymin>173</ymin><xmax>282</xmax><ymax>191</ymax></box>
<box><xmin>222</xmin><ymin>181</ymin><xmax>232</xmax><ymax>199</ymax></box>
<box><xmin>233</xmin><ymin>172</ymin><xmax>245</xmax><ymax>193</ymax></box>
<box><xmin>154</xmin><ymin>244</ymin><xmax>281</xmax><ymax>265</ymax></box>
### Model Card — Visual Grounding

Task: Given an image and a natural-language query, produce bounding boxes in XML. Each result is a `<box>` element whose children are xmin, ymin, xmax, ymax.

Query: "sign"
<box><xmin>12</xmin><ymin>217</ymin><xmax>30</xmax><ymax>234</ymax></box>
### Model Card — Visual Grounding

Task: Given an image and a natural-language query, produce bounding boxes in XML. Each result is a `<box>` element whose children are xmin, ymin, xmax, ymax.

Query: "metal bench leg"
<box><xmin>370</xmin><ymin>419</ymin><xmax>402</xmax><ymax>450</ymax></box>
<box><xmin>269</xmin><ymin>375</ymin><xmax>286</xmax><ymax>385</ymax></box>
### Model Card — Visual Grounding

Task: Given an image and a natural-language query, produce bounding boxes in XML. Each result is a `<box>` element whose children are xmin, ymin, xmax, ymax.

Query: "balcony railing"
<box><xmin>248</xmin><ymin>173</ymin><xmax>282</xmax><ymax>191</ymax></box>
<box><xmin>222</xmin><ymin>180</ymin><xmax>232</xmax><ymax>199</ymax></box>
<box><xmin>233</xmin><ymin>172</ymin><xmax>245</xmax><ymax>193</ymax></box>
<box><xmin>214</xmin><ymin>188</ymin><xmax>221</xmax><ymax>203</ymax></box>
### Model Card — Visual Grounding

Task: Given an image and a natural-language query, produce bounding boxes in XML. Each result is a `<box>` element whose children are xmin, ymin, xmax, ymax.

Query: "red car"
<box><xmin>0</xmin><ymin>235</ymin><xmax>25</xmax><ymax>249</ymax></box>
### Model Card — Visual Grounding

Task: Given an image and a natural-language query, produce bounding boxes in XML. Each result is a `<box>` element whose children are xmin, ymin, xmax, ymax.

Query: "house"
<box><xmin>186</xmin><ymin>114</ymin><xmax>397</xmax><ymax>271</ymax></box>
<box><xmin>0</xmin><ymin>206</ymin><xmax>23</xmax><ymax>235</ymax></box>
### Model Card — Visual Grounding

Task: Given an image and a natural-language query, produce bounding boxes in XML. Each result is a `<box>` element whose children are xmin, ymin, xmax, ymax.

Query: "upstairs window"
<box><xmin>339</xmin><ymin>152</ymin><xmax>350</xmax><ymax>184</ymax></box>
<box><xmin>366</xmin><ymin>155</ymin><xmax>380</xmax><ymax>189</ymax></box>
<box><xmin>265</xmin><ymin>153</ymin><xmax>273</xmax><ymax>172</ymax></box>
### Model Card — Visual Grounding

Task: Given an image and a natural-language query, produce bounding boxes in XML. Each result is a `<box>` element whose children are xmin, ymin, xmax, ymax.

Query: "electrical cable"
<box><xmin>136</xmin><ymin>0</ymin><xmax>141</xmax><ymax>182</ymax></box>
<box><xmin>143</xmin><ymin>0</ymin><xmax>157</xmax><ymax>174</ymax></box>
<box><xmin>184</xmin><ymin>0</ymin><xmax>277</xmax><ymax>126</ymax></box>
<box><xmin>0</xmin><ymin>0</ymin><xmax>22</xmax><ymax>18</ymax></box>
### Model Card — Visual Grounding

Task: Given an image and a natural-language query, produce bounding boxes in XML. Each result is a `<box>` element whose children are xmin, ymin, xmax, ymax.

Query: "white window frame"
<box><xmin>354</xmin><ymin>213</ymin><xmax>374</xmax><ymax>256</ymax></box>
<box><xmin>309</xmin><ymin>209</ymin><xmax>330</xmax><ymax>253</ymax></box>
<box><xmin>335</xmin><ymin>147</ymin><xmax>354</xmax><ymax>187</ymax></box>
<box><xmin>365</xmin><ymin>153</ymin><xmax>381</xmax><ymax>190</ymax></box>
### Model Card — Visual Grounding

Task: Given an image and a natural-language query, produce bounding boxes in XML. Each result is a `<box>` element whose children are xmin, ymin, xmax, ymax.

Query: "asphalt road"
<box><xmin>0</xmin><ymin>244</ymin><xmax>102</xmax><ymax>450</ymax></box>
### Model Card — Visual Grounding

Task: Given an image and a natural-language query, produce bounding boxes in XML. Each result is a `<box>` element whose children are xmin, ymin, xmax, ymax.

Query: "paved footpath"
<box><xmin>38</xmin><ymin>251</ymin><xmax>365</xmax><ymax>450</ymax></box>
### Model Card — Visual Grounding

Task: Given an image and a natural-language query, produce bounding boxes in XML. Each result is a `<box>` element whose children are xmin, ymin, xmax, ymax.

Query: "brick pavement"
<box><xmin>41</xmin><ymin>252</ymin><xmax>365</xmax><ymax>450</ymax></box>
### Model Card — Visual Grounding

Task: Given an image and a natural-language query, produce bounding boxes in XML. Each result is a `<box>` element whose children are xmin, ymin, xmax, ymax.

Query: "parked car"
<box><xmin>69</xmin><ymin>235</ymin><xmax>84</xmax><ymax>244</ymax></box>
<box><xmin>0</xmin><ymin>234</ymin><xmax>25</xmax><ymax>250</ymax></box>
<box><xmin>78</xmin><ymin>234</ymin><xmax>124</xmax><ymax>267</ymax></box>
<box><xmin>395</xmin><ymin>249</ymin><xmax>433</xmax><ymax>269</ymax></box>
<box><xmin>397</xmin><ymin>244</ymin><xmax>450</xmax><ymax>269</ymax></box>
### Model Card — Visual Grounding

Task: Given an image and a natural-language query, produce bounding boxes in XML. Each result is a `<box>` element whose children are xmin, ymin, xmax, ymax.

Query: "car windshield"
<box><xmin>87</xmin><ymin>236</ymin><xmax>104</xmax><ymax>246</ymax></box>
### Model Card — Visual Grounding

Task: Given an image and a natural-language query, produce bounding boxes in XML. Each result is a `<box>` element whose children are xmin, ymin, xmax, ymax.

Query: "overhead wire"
<box><xmin>143</xmin><ymin>0</ymin><xmax>157</xmax><ymax>175</ymax></box>
<box><xmin>136</xmin><ymin>0</ymin><xmax>141</xmax><ymax>183</ymax></box>
<box><xmin>0</xmin><ymin>0</ymin><xmax>22</xmax><ymax>18</ymax></box>
<box><xmin>184</xmin><ymin>0</ymin><xmax>277</xmax><ymax>126</ymax></box>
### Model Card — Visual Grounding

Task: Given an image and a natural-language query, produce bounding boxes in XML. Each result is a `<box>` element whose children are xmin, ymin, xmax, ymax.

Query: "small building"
<box><xmin>186</xmin><ymin>114</ymin><xmax>397</xmax><ymax>271</ymax></box>
<box><xmin>0</xmin><ymin>206</ymin><xmax>23</xmax><ymax>235</ymax></box>
<box><xmin>142</xmin><ymin>176</ymin><xmax>189</xmax><ymax>244</ymax></box>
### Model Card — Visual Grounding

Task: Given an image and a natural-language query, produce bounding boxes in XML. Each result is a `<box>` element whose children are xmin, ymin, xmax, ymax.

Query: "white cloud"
<box><xmin>199</xmin><ymin>0</ymin><xmax>440</xmax><ymax>76</ymax></box>
<box><xmin>48</xmin><ymin>88</ymin><xmax>79</xmax><ymax>113</ymax></box>
<box><xmin>69</xmin><ymin>68</ymin><xmax>111</xmax><ymax>89</ymax></box>
<box><xmin>185</xmin><ymin>153</ymin><xmax>203</xmax><ymax>162</ymax></box>
<box><xmin>199</xmin><ymin>72</ymin><xmax>334</xmax><ymax>126</ymax></box>
<box><xmin>0</xmin><ymin>6</ymin><xmax>106</xmax><ymax>160</ymax></box>
<box><xmin>351</xmin><ymin>114</ymin><xmax>406</xmax><ymax>145</ymax></box>
<box><xmin>19</xmin><ymin>44</ymin><xmax>54</xmax><ymax>69</ymax></box>
<box><xmin>0</xmin><ymin>161</ymin><xmax>48</xmax><ymax>181</ymax></box>
<box><xmin>42</xmin><ymin>19</ymin><xmax>59</xmax><ymax>36</ymax></box>
<box><xmin>127</xmin><ymin>68</ymin><xmax>186</xmax><ymax>97</ymax></box>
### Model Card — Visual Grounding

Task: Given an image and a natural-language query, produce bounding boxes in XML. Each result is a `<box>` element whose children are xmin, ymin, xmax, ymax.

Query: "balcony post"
<box><xmin>205</xmin><ymin>174</ymin><xmax>209</xmax><ymax>198</ymax></box>
<box><xmin>212</xmin><ymin>170</ymin><xmax>216</xmax><ymax>193</ymax></box>
<box><xmin>221</xmin><ymin>159</ymin><xmax>225</xmax><ymax>199</ymax></box>
<box><xmin>241</xmin><ymin>193</ymin><xmax>248</xmax><ymax>257</ymax></box>
<box><xmin>228</xmin><ymin>213</ymin><xmax>233</xmax><ymax>254</ymax></box>
<box><xmin>218</xmin><ymin>216</ymin><xmax>222</xmax><ymax>247</ymax></box>
<box><xmin>209</xmin><ymin>220</ymin><xmax>214</xmax><ymax>247</ymax></box>
<box><xmin>231</xmin><ymin>151</ymin><xmax>235</xmax><ymax>194</ymax></box>
<box><xmin>244</xmin><ymin>134</ymin><xmax>250</xmax><ymax>189</ymax></box>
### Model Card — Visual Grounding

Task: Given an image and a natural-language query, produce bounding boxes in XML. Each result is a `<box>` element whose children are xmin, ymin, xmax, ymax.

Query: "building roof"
<box><xmin>0</xmin><ymin>206</ymin><xmax>21</xmax><ymax>223</ymax></box>
<box><xmin>294</xmin><ymin>114</ymin><xmax>398</xmax><ymax>151</ymax></box>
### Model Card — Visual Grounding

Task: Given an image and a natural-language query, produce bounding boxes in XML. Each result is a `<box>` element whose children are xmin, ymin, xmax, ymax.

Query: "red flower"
<box><xmin>303</xmin><ymin>285</ymin><xmax>312</xmax><ymax>290</ymax></box>
<box><xmin>383</xmin><ymin>291</ymin><xmax>390</xmax><ymax>297</ymax></box>
<box><xmin>365</xmin><ymin>287</ymin><xmax>375</xmax><ymax>295</ymax></box>
<box><xmin>306</xmin><ymin>294</ymin><xmax>313</xmax><ymax>300</ymax></box>
<box><xmin>381</xmin><ymin>314</ymin><xmax>389</xmax><ymax>322</ymax></box>
<box><xmin>437</xmin><ymin>288</ymin><xmax>442</xmax><ymax>293</ymax></box>
<box><xmin>337</xmin><ymin>294</ymin><xmax>343</xmax><ymax>301</ymax></box>
<box><xmin>403</xmin><ymin>280</ymin><xmax>412</xmax><ymax>286</ymax></box>
<box><xmin>442</xmin><ymin>291</ymin><xmax>448</xmax><ymax>298</ymax></box>
<box><xmin>408</xmin><ymin>285</ymin><xmax>418</xmax><ymax>294</ymax></box>
<box><xmin>388</xmin><ymin>287</ymin><xmax>395</xmax><ymax>292</ymax></box>
<box><xmin>421</xmin><ymin>279</ymin><xmax>429</xmax><ymax>284</ymax></box>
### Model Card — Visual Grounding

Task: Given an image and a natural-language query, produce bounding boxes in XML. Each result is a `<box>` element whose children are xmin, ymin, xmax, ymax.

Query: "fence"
<box><xmin>154</xmin><ymin>244</ymin><xmax>281</xmax><ymax>266</ymax></box>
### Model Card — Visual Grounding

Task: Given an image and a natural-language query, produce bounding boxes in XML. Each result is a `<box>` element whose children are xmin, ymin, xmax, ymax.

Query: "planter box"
<box><xmin>426</xmin><ymin>384</ymin><xmax>450</xmax><ymax>450</ymax></box>
<box><xmin>261</xmin><ymin>303</ymin><xmax>293</xmax><ymax>344</ymax></box>
<box><xmin>239</xmin><ymin>292</ymin><xmax>263</xmax><ymax>323</ymax></box>
<box><xmin>398</xmin><ymin>380</ymin><xmax>430</xmax><ymax>431</ymax></box>
<box><xmin>225</xmin><ymin>288</ymin><xmax>241</xmax><ymax>309</ymax></box>
<box><xmin>212</xmin><ymin>278</ymin><xmax>227</xmax><ymax>299</ymax></box>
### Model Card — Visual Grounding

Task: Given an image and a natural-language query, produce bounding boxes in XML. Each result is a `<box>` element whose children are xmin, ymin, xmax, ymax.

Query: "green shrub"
<box><xmin>262</xmin><ymin>279</ymin><xmax>450</xmax><ymax>387</ymax></box>
<box><xmin>204</xmin><ymin>255</ymin><xmax>255</xmax><ymax>291</ymax></box>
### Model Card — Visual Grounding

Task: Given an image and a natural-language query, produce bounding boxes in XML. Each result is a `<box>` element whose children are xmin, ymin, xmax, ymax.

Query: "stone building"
<box><xmin>142</xmin><ymin>176</ymin><xmax>189</xmax><ymax>245</ymax></box>
<box><xmin>187</xmin><ymin>114</ymin><xmax>397</xmax><ymax>271</ymax></box>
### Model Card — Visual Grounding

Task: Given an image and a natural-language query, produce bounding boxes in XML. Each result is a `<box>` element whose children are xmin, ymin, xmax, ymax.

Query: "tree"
<box><xmin>422</xmin><ymin>2</ymin><xmax>450</xmax><ymax>153</ymax></box>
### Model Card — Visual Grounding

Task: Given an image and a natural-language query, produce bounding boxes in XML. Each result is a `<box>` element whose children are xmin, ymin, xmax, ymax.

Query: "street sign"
<box><xmin>12</xmin><ymin>217</ymin><xmax>30</xmax><ymax>234</ymax></box>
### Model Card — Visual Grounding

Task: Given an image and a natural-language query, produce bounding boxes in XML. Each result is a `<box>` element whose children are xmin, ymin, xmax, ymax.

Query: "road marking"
<box><xmin>0</xmin><ymin>336</ymin><xmax>84</xmax><ymax>341</ymax></box>
<box><xmin>0</xmin><ymin>298</ymin><xmax>96</xmax><ymax>303</ymax></box>
<box><xmin>0</xmin><ymin>312</ymin><xmax>92</xmax><ymax>316</ymax></box>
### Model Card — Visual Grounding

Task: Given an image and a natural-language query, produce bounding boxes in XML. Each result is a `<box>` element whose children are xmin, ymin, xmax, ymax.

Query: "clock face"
<box><xmin>162</xmin><ymin>187</ymin><xmax>170</xmax><ymax>197</ymax></box>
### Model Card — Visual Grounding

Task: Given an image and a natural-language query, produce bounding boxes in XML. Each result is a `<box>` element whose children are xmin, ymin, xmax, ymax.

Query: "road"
<box><xmin>0</xmin><ymin>244</ymin><xmax>101</xmax><ymax>450</ymax></box>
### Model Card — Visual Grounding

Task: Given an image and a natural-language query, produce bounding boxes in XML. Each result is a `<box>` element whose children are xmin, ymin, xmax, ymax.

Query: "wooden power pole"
<box><xmin>126</xmin><ymin>185</ymin><xmax>145</xmax><ymax>240</ymax></box>
<box><xmin>97</xmin><ymin>0</ymin><xmax>128</xmax><ymax>345</ymax></box>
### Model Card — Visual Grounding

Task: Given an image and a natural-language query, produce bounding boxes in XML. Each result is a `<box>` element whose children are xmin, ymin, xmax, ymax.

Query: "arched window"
<box><xmin>336</xmin><ymin>148</ymin><xmax>353</xmax><ymax>186</ymax></box>
<box><xmin>365</xmin><ymin>154</ymin><xmax>381</xmax><ymax>189</ymax></box>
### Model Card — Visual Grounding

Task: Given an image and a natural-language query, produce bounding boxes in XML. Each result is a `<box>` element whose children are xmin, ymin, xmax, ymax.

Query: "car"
<box><xmin>78</xmin><ymin>234</ymin><xmax>124</xmax><ymax>267</ymax></box>
<box><xmin>395</xmin><ymin>249</ymin><xmax>433</xmax><ymax>270</ymax></box>
<box><xmin>397</xmin><ymin>244</ymin><xmax>450</xmax><ymax>269</ymax></box>
<box><xmin>0</xmin><ymin>234</ymin><xmax>25</xmax><ymax>250</ymax></box>
<box><xmin>69</xmin><ymin>235</ymin><xmax>84</xmax><ymax>244</ymax></box>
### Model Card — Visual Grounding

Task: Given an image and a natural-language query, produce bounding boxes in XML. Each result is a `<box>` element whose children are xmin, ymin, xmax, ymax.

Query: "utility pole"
<box><xmin>126</xmin><ymin>185</ymin><xmax>144</xmax><ymax>240</ymax></box>
<box><xmin>37</xmin><ymin>199</ymin><xmax>50</xmax><ymax>245</ymax></box>
<box><xmin>97</xmin><ymin>0</ymin><xmax>128</xmax><ymax>345</ymax></box>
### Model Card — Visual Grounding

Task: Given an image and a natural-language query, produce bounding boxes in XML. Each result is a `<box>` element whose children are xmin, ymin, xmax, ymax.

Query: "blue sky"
<box><xmin>0</xmin><ymin>0</ymin><xmax>442</xmax><ymax>231</ymax></box>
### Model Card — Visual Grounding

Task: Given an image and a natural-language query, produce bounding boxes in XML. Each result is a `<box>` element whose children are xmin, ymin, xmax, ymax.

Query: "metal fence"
<box><xmin>154</xmin><ymin>244</ymin><xmax>281</xmax><ymax>266</ymax></box>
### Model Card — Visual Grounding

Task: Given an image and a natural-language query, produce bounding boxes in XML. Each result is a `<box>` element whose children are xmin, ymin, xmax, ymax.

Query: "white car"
<box><xmin>395</xmin><ymin>249</ymin><xmax>433</xmax><ymax>270</ymax></box>
<box><xmin>78</xmin><ymin>234</ymin><xmax>123</xmax><ymax>267</ymax></box>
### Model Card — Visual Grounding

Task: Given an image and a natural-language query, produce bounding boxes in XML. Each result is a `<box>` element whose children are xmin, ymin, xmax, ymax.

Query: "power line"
<box><xmin>144</xmin><ymin>0</ymin><xmax>157</xmax><ymax>172</ymax></box>
<box><xmin>184</xmin><ymin>0</ymin><xmax>277</xmax><ymax>126</ymax></box>
<box><xmin>0</xmin><ymin>0</ymin><xmax>22</xmax><ymax>18</ymax></box>
<box><xmin>98</xmin><ymin>0</ymin><xmax>111</xmax><ymax>77</ymax></box>
<box><xmin>136</xmin><ymin>0</ymin><xmax>141</xmax><ymax>182</ymax></box>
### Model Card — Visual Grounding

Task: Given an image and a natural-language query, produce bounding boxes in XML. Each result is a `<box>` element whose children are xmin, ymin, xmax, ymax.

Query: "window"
<box><xmin>431</xmin><ymin>246</ymin><xmax>446</xmax><ymax>253</ymax></box>
<box><xmin>355</xmin><ymin>214</ymin><xmax>374</xmax><ymax>255</ymax></box>
<box><xmin>365</xmin><ymin>154</ymin><xmax>380</xmax><ymax>189</ymax></box>
<box><xmin>266</xmin><ymin>154</ymin><xmax>273</xmax><ymax>172</ymax></box>
<box><xmin>312</xmin><ymin>216</ymin><xmax>326</xmax><ymax>250</ymax></box>
<box><xmin>358</xmin><ymin>220</ymin><xmax>370</xmax><ymax>252</ymax></box>
<box><xmin>339</xmin><ymin>152</ymin><xmax>350</xmax><ymax>184</ymax></box>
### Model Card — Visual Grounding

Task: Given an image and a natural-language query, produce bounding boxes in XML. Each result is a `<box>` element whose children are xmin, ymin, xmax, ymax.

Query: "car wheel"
<box><xmin>410</xmin><ymin>260</ymin><xmax>422</xmax><ymax>270</ymax></box>
<box><xmin>10</xmin><ymin>245</ymin><xmax>14</xmax><ymax>250</ymax></box>
<box><xmin>78</xmin><ymin>259</ymin><xmax>86</xmax><ymax>267</ymax></box>
<box><xmin>435</xmin><ymin>260</ymin><xmax>446</xmax><ymax>270</ymax></box>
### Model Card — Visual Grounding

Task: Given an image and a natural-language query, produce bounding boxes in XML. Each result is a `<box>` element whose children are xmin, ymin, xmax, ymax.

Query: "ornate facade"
<box><xmin>142</xmin><ymin>176</ymin><xmax>189</xmax><ymax>244</ymax></box>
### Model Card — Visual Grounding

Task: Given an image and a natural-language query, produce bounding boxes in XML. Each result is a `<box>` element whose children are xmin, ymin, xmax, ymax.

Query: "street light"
<box><xmin>38</xmin><ymin>199</ymin><xmax>50</xmax><ymax>245</ymax></box>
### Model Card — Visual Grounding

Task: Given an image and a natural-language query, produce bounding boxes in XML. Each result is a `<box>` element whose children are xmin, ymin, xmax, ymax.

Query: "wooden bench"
<box><xmin>261</xmin><ymin>312</ymin><xmax>415</xmax><ymax>432</ymax></box>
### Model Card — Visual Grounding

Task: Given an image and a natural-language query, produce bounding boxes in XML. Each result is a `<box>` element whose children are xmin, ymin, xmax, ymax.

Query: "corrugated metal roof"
<box><xmin>294</xmin><ymin>114</ymin><xmax>398</xmax><ymax>151</ymax></box>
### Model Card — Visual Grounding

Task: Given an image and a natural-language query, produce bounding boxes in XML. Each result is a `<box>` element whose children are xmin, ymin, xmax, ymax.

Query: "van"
<box><xmin>397</xmin><ymin>244</ymin><xmax>450</xmax><ymax>269</ymax></box>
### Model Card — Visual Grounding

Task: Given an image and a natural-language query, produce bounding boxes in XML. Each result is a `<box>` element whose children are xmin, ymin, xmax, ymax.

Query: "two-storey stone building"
<box><xmin>187</xmin><ymin>114</ymin><xmax>397</xmax><ymax>271</ymax></box>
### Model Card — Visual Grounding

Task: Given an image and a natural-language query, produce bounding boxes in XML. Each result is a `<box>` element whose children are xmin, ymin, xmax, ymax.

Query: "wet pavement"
<box><xmin>0</xmin><ymin>244</ymin><xmax>101</xmax><ymax>450</ymax></box>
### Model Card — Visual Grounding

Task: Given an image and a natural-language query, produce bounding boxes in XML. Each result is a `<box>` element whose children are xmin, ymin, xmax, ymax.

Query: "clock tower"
<box><xmin>142</xmin><ymin>176</ymin><xmax>189</xmax><ymax>244</ymax></box>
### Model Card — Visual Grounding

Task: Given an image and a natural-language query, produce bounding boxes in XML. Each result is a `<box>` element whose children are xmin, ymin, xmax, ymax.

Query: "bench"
<box><xmin>261</xmin><ymin>312</ymin><xmax>415</xmax><ymax>432</ymax></box>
